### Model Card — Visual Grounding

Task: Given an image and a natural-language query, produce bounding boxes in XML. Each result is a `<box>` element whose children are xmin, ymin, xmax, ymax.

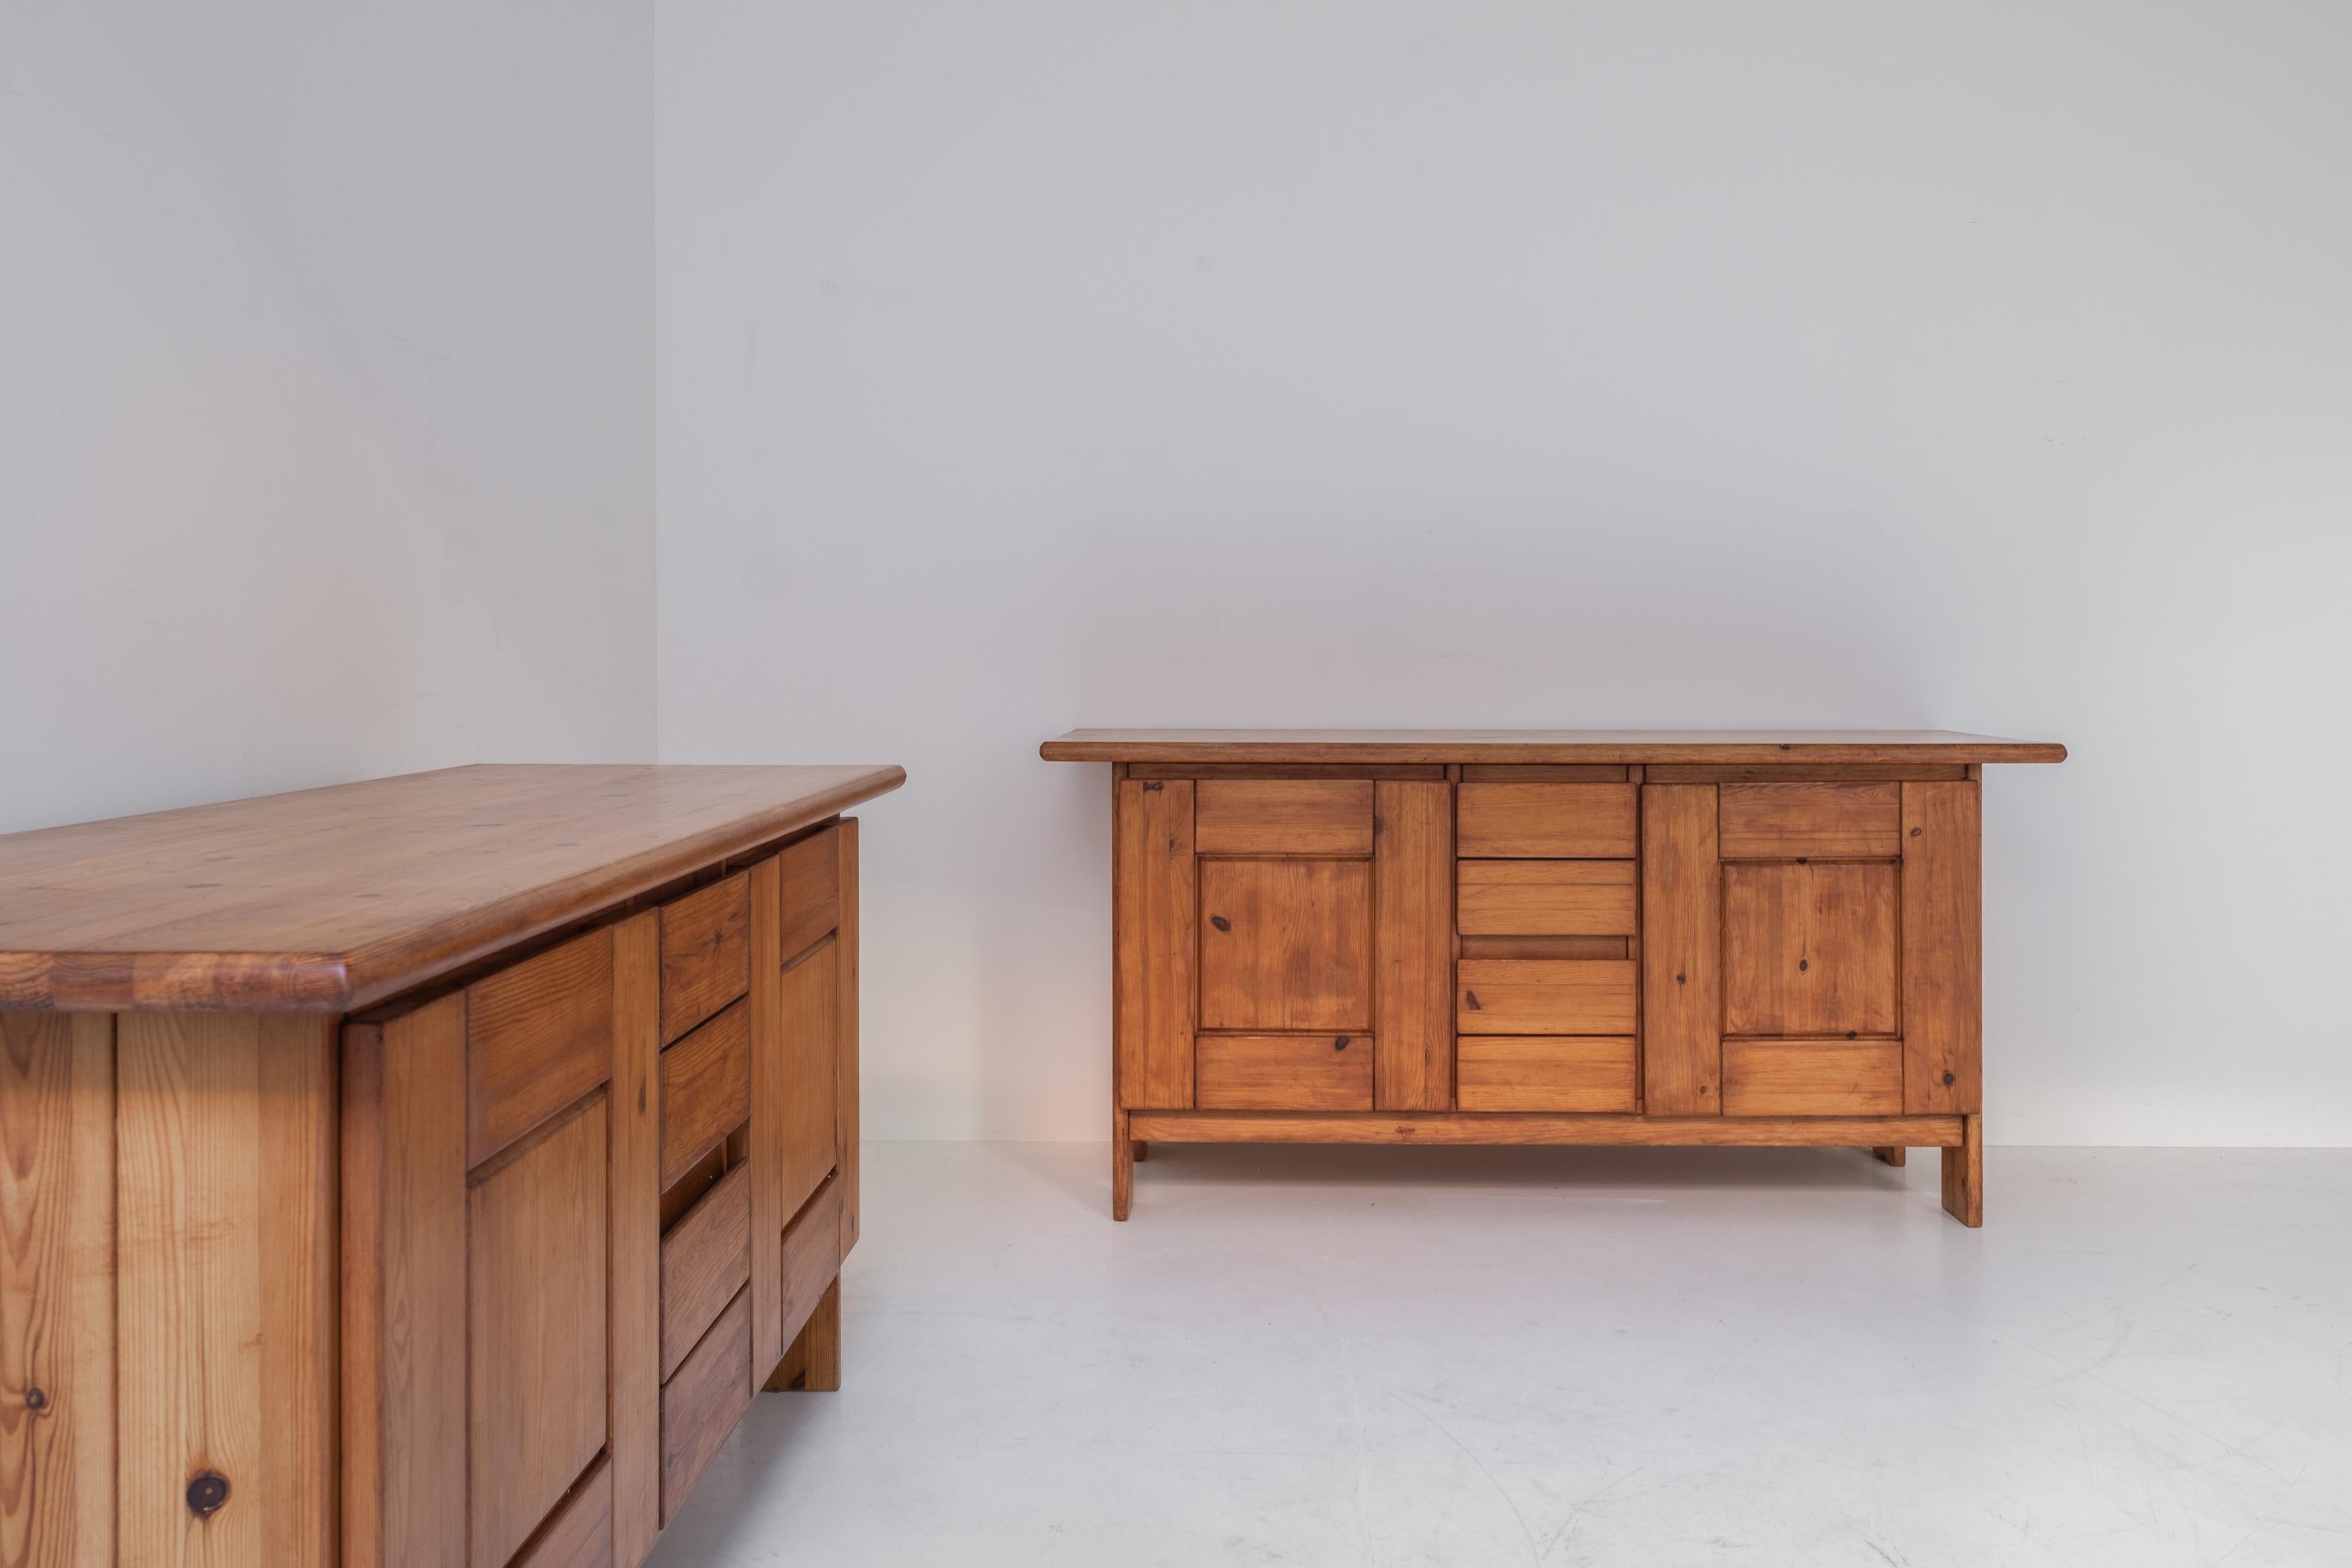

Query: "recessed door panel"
<box><xmin>1198</xmin><ymin>859</ymin><xmax>1373</xmax><ymax>1032</ymax></box>
<box><xmin>1722</xmin><ymin>862</ymin><xmax>1898</xmax><ymax>1037</ymax></box>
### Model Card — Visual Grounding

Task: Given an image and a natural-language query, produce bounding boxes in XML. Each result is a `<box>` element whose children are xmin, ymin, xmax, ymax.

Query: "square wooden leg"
<box><xmin>768</xmin><ymin>1278</ymin><xmax>841</xmax><ymax>1392</ymax></box>
<box><xmin>1940</xmin><ymin>1113</ymin><xmax>1983</xmax><ymax>1227</ymax></box>
<box><xmin>1871</xmin><ymin>1146</ymin><xmax>1907</xmax><ymax>1166</ymax></box>
<box><xmin>1112</xmin><ymin>1111</ymin><xmax>1134</xmax><ymax>1221</ymax></box>
<box><xmin>1132</xmin><ymin>1139</ymin><xmax>1148</xmax><ymax>1161</ymax></box>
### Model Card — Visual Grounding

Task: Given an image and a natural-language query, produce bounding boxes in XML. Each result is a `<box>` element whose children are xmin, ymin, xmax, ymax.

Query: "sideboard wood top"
<box><xmin>0</xmin><ymin>763</ymin><xmax>903</xmax><ymax>1013</ymax></box>
<box><xmin>1041</xmin><ymin>729</ymin><xmax>2067</xmax><ymax>765</ymax></box>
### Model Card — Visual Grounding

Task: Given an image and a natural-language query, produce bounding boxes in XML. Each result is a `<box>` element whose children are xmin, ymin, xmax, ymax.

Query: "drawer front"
<box><xmin>1457</xmin><ymin>959</ymin><xmax>1636</xmax><ymax>1034</ymax></box>
<box><xmin>660</xmin><ymin>871</ymin><xmax>750</xmax><ymax>1044</ymax></box>
<box><xmin>467</xmin><ymin>925</ymin><xmax>615</xmax><ymax>1167</ymax></box>
<box><xmin>1457</xmin><ymin>783</ymin><xmax>1636</xmax><ymax>858</ymax></box>
<box><xmin>660</xmin><ymin>1286</ymin><xmax>753</xmax><ymax>1526</ymax></box>
<box><xmin>660</xmin><ymin>998</ymin><xmax>751</xmax><ymax>1190</ymax></box>
<box><xmin>779</xmin><ymin>1174</ymin><xmax>846</xmax><ymax>1355</ymax></box>
<box><xmin>1195</xmin><ymin>779</ymin><xmax>1375</xmax><ymax>855</ymax></box>
<box><xmin>777</xmin><ymin>826</ymin><xmax>842</xmax><ymax>962</ymax></box>
<box><xmin>1722</xmin><ymin>862</ymin><xmax>1898</xmax><ymax>1036</ymax></box>
<box><xmin>1196</xmin><ymin>1033</ymin><xmax>1373</xmax><ymax>1110</ymax></box>
<box><xmin>510</xmin><ymin>1455</ymin><xmax>613</xmax><ymax>1568</ymax></box>
<box><xmin>1457</xmin><ymin>860</ymin><xmax>1636</xmax><ymax>936</ymax></box>
<box><xmin>661</xmin><ymin>1161</ymin><xmax>751</xmax><ymax>1381</ymax></box>
<box><xmin>1198</xmin><ymin>858</ymin><xmax>1373</xmax><ymax>1032</ymax></box>
<box><xmin>1718</xmin><ymin>781</ymin><xmax>1901</xmax><ymax>859</ymax></box>
<box><xmin>1457</xmin><ymin>1036</ymin><xmax>1637</xmax><ymax>1112</ymax></box>
<box><xmin>1721</xmin><ymin>1038</ymin><xmax>1902</xmax><ymax>1116</ymax></box>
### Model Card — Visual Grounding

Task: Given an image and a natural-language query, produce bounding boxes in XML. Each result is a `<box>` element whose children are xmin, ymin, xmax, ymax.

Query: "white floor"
<box><xmin>648</xmin><ymin>1141</ymin><xmax>2352</xmax><ymax>1567</ymax></box>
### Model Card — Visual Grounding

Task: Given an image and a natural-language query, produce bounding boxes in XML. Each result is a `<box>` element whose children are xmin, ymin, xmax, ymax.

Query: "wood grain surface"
<box><xmin>1042</xmin><ymin>730</ymin><xmax>2067</xmax><ymax>765</ymax></box>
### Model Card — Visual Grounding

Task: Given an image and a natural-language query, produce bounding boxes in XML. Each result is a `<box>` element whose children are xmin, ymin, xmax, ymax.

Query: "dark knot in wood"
<box><xmin>187</xmin><ymin>1472</ymin><xmax>230</xmax><ymax>1519</ymax></box>
<box><xmin>1209</xmin><ymin>915</ymin><xmax>1230</xmax><ymax>933</ymax></box>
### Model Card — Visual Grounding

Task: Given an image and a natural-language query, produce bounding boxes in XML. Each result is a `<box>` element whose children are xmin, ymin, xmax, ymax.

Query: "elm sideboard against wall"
<box><xmin>1040</xmin><ymin>730</ymin><xmax>2065</xmax><ymax>1225</ymax></box>
<box><xmin>0</xmin><ymin>763</ymin><xmax>902</xmax><ymax>1567</ymax></box>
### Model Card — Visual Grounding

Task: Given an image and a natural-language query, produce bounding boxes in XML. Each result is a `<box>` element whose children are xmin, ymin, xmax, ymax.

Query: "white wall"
<box><xmin>1</xmin><ymin>0</ymin><xmax>656</xmax><ymax>834</ymax></box>
<box><xmin>657</xmin><ymin>1</ymin><xmax>2352</xmax><ymax>1146</ymax></box>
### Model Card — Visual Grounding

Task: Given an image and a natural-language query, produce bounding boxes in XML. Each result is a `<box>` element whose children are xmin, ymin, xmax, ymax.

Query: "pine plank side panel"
<box><xmin>1115</xmin><ymin>781</ymin><xmax>1195</xmax><ymax>1110</ymax></box>
<box><xmin>609</xmin><ymin>910</ymin><xmax>663</xmax><ymax>1567</ymax></box>
<box><xmin>1641</xmin><ymin>785</ymin><xmax>1721</xmax><ymax>1114</ymax></box>
<box><xmin>747</xmin><ymin>855</ymin><xmax>785</xmax><ymax>1382</ymax></box>
<box><xmin>1904</xmin><ymin>781</ymin><xmax>1984</xmax><ymax>1113</ymax></box>
<box><xmin>1373</xmin><ymin>781</ymin><xmax>1452</xmax><ymax>1111</ymax></box>
<box><xmin>0</xmin><ymin>1012</ymin><xmax>114</xmax><ymax>1568</ymax></box>
<box><xmin>834</xmin><ymin>819</ymin><xmax>861</xmax><ymax>1258</ymax></box>
<box><xmin>343</xmin><ymin>996</ymin><xmax>467</xmax><ymax>1568</ymax></box>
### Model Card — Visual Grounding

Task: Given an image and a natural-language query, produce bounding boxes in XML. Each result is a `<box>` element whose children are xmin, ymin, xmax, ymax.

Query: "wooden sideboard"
<box><xmin>0</xmin><ymin>763</ymin><xmax>902</xmax><ymax>1567</ymax></box>
<box><xmin>1040</xmin><ymin>730</ymin><xmax>2064</xmax><ymax>1225</ymax></box>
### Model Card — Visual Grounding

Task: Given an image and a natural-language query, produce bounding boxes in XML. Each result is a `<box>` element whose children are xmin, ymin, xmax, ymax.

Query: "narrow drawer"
<box><xmin>777</xmin><ymin>826</ymin><xmax>841</xmax><ymax>963</ymax></box>
<box><xmin>779</xmin><ymin>1174</ymin><xmax>846</xmax><ymax>1356</ymax></box>
<box><xmin>1196</xmin><ymin>1033</ymin><xmax>1373</xmax><ymax>1110</ymax></box>
<box><xmin>1457</xmin><ymin>1036</ymin><xmax>1636</xmax><ymax>1112</ymax></box>
<box><xmin>661</xmin><ymin>1161</ymin><xmax>751</xmax><ymax>1381</ymax></box>
<box><xmin>1194</xmin><ymin>779</ymin><xmax>1375</xmax><ymax>856</ymax></box>
<box><xmin>467</xmin><ymin>926</ymin><xmax>615</xmax><ymax>1168</ymax></box>
<box><xmin>1457</xmin><ymin>959</ymin><xmax>1636</xmax><ymax>1034</ymax></box>
<box><xmin>1721</xmin><ymin>1038</ymin><xmax>1902</xmax><ymax>1116</ymax></box>
<box><xmin>509</xmin><ymin>1454</ymin><xmax>613</xmax><ymax>1568</ymax></box>
<box><xmin>660</xmin><ymin>871</ymin><xmax>750</xmax><ymax>1044</ymax></box>
<box><xmin>660</xmin><ymin>998</ymin><xmax>750</xmax><ymax>1190</ymax></box>
<box><xmin>1457</xmin><ymin>783</ymin><xmax>1636</xmax><ymax>858</ymax></box>
<box><xmin>660</xmin><ymin>1286</ymin><xmax>753</xmax><ymax>1526</ymax></box>
<box><xmin>1718</xmin><ymin>781</ymin><xmax>1901</xmax><ymax>859</ymax></box>
<box><xmin>1458</xmin><ymin>861</ymin><xmax>1636</xmax><ymax>936</ymax></box>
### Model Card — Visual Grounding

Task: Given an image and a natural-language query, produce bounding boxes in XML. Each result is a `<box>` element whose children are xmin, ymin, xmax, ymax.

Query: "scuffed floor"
<box><xmin>649</xmin><ymin>1141</ymin><xmax>2352</xmax><ymax>1567</ymax></box>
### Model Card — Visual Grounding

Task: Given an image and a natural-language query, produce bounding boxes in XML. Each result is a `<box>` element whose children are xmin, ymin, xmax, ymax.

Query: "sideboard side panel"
<box><xmin>1903</xmin><ymin>781</ymin><xmax>1984</xmax><ymax>1114</ymax></box>
<box><xmin>1641</xmin><ymin>785</ymin><xmax>1722</xmax><ymax>1115</ymax></box>
<box><xmin>1374</xmin><ymin>781</ymin><xmax>1454</xmax><ymax>1111</ymax></box>
<box><xmin>834</xmin><ymin>819</ymin><xmax>862</xmax><ymax>1259</ymax></box>
<box><xmin>610</xmin><ymin>911</ymin><xmax>665</xmax><ymax>1567</ymax></box>
<box><xmin>1115</xmin><ymin>781</ymin><xmax>1196</xmax><ymax>1109</ymax></box>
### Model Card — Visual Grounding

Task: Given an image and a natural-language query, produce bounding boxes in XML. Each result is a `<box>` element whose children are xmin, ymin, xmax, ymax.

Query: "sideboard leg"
<box><xmin>1112</xmin><ymin>1111</ymin><xmax>1134</xmax><ymax>1221</ymax></box>
<box><xmin>1871</xmin><ymin>1146</ymin><xmax>1907</xmax><ymax>1166</ymax></box>
<box><xmin>773</xmin><ymin>1278</ymin><xmax>842</xmax><ymax>1392</ymax></box>
<box><xmin>1132</xmin><ymin>1139</ymin><xmax>1149</xmax><ymax>1162</ymax></box>
<box><xmin>1940</xmin><ymin>1114</ymin><xmax>1983</xmax><ymax>1227</ymax></box>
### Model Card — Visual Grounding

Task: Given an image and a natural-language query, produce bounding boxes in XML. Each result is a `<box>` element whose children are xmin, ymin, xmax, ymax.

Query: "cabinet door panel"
<box><xmin>777</xmin><ymin>939</ymin><xmax>840</xmax><ymax>1225</ymax></box>
<box><xmin>467</xmin><ymin>927</ymin><xmax>615</xmax><ymax>1168</ymax></box>
<box><xmin>1198</xmin><ymin>859</ymin><xmax>1373</xmax><ymax>1032</ymax></box>
<box><xmin>1722</xmin><ymin>863</ymin><xmax>1897</xmax><ymax>1036</ymax></box>
<box><xmin>1115</xmin><ymin>779</ymin><xmax>1196</xmax><ymax>1109</ymax></box>
<box><xmin>469</xmin><ymin>1098</ymin><xmax>610</xmax><ymax>1568</ymax></box>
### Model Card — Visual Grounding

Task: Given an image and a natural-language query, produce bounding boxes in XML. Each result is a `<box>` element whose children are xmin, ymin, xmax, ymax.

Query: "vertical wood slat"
<box><xmin>343</xmin><ymin>996</ymin><xmax>467</xmax><ymax>1568</ymax></box>
<box><xmin>1640</xmin><ymin>785</ymin><xmax>1721</xmax><ymax>1115</ymax></box>
<box><xmin>609</xmin><ymin>911</ymin><xmax>663</xmax><ymax>1567</ymax></box>
<box><xmin>834</xmin><ymin>819</ymin><xmax>861</xmax><ymax>1259</ymax></box>
<box><xmin>1904</xmin><ymin>781</ymin><xmax>1984</xmax><ymax>1114</ymax></box>
<box><xmin>118</xmin><ymin>1012</ymin><xmax>337</xmax><ymax>1567</ymax></box>
<box><xmin>1114</xmin><ymin>779</ymin><xmax>1195</xmax><ymax>1110</ymax></box>
<box><xmin>1373</xmin><ymin>781</ymin><xmax>1454</xmax><ymax>1111</ymax></box>
<box><xmin>747</xmin><ymin>854</ymin><xmax>785</xmax><ymax>1385</ymax></box>
<box><xmin>0</xmin><ymin>1012</ymin><xmax>114</xmax><ymax>1568</ymax></box>
<box><xmin>776</xmin><ymin>942</ymin><xmax>838</xmax><ymax>1229</ymax></box>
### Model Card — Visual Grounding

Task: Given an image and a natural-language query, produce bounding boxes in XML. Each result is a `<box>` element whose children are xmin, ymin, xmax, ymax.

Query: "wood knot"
<box><xmin>1209</xmin><ymin>915</ymin><xmax>1231</xmax><ymax>933</ymax></box>
<box><xmin>23</xmin><ymin>1387</ymin><xmax>46</xmax><ymax>1411</ymax></box>
<box><xmin>1797</xmin><ymin>959</ymin><xmax>1809</xmax><ymax>972</ymax></box>
<box><xmin>1910</xmin><ymin>826</ymin><xmax>1923</xmax><ymax>838</ymax></box>
<box><xmin>1142</xmin><ymin>780</ymin><xmax>1164</xmax><ymax>792</ymax></box>
<box><xmin>1676</xmin><ymin>972</ymin><xmax>1686</xmax><ymax>985</ymax></box>
<box><xmin>1464</xmin><ymin>990</ymin><xmax>1482</xmax><ymax>1010</ymax></box>
<box><xmin>1333</xmin><ymin>1037</ymin><xmax>1350</xmax><ymax>1051</ymax></box>
<box><xmin>187</xmin><ymin>1472</ymin><xmax>230</xmax><ymax>1520</ymax></box>
<box><xmin>1942</xmin><ymin>1070</ymin><xmax>1956</xmax><ymax>1086</ymax></box>
<box><xmin>1845</xmin><ymin>1031</ymin><xmax>1857</xmax><ymax>1040</ymax></box>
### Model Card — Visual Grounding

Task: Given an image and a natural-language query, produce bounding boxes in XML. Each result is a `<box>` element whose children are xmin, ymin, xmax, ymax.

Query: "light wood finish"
<box><xmin>746</xmin><ymin>855</ymin><xmax>785</xmax><ymax>1381</ymax></box>
<box><xmin>1373</xmin><ymin>780</ymin><xmax>1453</xmax><ymax>1111</ymax></box>
<box><xmin>468</xmin><ymin>926</ymin><xmax>615</xmax><ymax>1168</ymax></box>
<box><xmin>1195</xmin><ymin>779</ymin><xmax>1374</xmax><ymax>855</ymax></box>
<box><xmin>778</xmin><ymin>940</ymin><xmax>840</xmax><ymax>1226</ymax></box>
<box><xmin>659</xmin><ymin>870</ymin><xmax>750</xmax><ymax>1045</ymax></box>
<box><xmin>834</xmin><ymin>820</ymin><xmax>862</xmax><ymax>1258</ymax></box>
<box><xmin>1196</xmin><ymin>1035</ymin><xmax>1373</xmax><ymax>1111</ymax></box>
<box><xmin>1717</xmin><ymin>781</ymin><xmax>1903</xmax><ymax>859</ymax></box>
<box><xmin>0</xmin><ymin>1013</ymin><xmax>112</xmax><ymax>1568</ymax></box>
<box><xmin>1903</xmin><ymin>781</ymin><xmax>1983</xmax><ymax>1114</ymax></box>
<box><xmin>511</xmin><ymin>1455</ymin><xmax>614</xmax><ymax>1568</ymax></box>
<box><xmin>659</xmin><ymin>999</ymin><xmax>751</xmax><ymax>1191</ymax></box>
<box><xmin>1456</xmin><ymin>1037</ymin><xmax>1637</xmax><ymax>1113</ymax></box>
<box><xmin>1721</xmin><ymin>863</ymin><xmax>1899</xmax><ymax>1037</ymax></box>
<box><xmin>1942</xmin><ymin>1113</ymin><xmax>1984</xmax><ymax>1226</ymax></box>
<box><xmin>1065</xmin><ymin>739</ymin><xmax>2050</xmax><ymax>1225</ymax></box>
<box><xmin>1457</xmin><ymin>860</ymin><xmax>1637</xmax><ymax>936</ymax></box>
<box><xmin>608</xmin><ymin>911</ymin><xmax>663</xmax><ymax>1568</ymax></box>
<box><xmin>771</xmin><ymin>1178</ymin><xmax>845</xmax><ymax>1383</ymax></box>
<box><xmin>116</xmin><ymin>1013</ymin><xmax>338</xmax><ymax>1567</ymax></box>
<box><xmin>1198</xmin><ymin>860</ymin><xmax>1372</xmax><ymax>1032</ymax></box>
<box><xmin>0</xmin><ymin>763</ymin><xmax>903</xmax><ymax>1011</ymax></box>
<box><xmin>659</xmin><ymin>1288</ymin><xmax>752</xmax><ymax>1527</ymax></box>
<box><xmin>1872</xmin><ymin>1146</ymin><xmax>1908</xmax><ymax>1166</ymax></box>
<box><xmin>1129</xmin><ymin>1110</ymin><xmax>1966</xmax><ymax>1146</ymax></box>
<box><xmin>776</xmin><ymin>825</ymin><xmax>841</xmax><ymax>965</ymax></box>
<box><xmin>1456</xmin><ymin>783</ymin><xmax>1637</xmax><ymax>859</ymax></box>
<box><xmin>1044</xmin><ymin>731</ymin><xmax>2068</xmax><ymax>765</ymax></box>
<box><xmin>770</xmin><ymin>1279</ymin><xmax>842</xmax><ymax>1394</ymax></box>
<box><xmin>661</xmin><ymin>1163</ymin><xmax>751</xmax><ymax>1381</ymax></box>
<box><xmin>1458</xmin><ymin>959</ymin><xmax>1636</xmax><ymax>1035</ymax></box>
<box><xmin>1720</xmin><ymin>1039</ymin><xmax>1904</xmax><ymax>1116</ymax></box>
<box><xmin>1115</xmin><ymin>780</ymin><xmax>1196</xmax><ymax>1110</ymax></box>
